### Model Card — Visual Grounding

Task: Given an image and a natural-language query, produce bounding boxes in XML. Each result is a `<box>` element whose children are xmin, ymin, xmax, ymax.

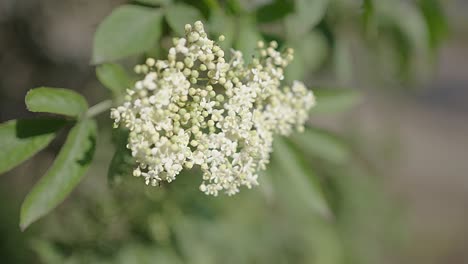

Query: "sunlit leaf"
<box><xmin>20</xmin><ymin>119</ymin><xmax>97</xmax><ymax>230</ymax></box>
<box><xmin>0</xmin><ymin>119</ymin><xmax>66</xmax><ymax>174</ymax></box>
<box><xmin>312</xmin><ymin>88</ymin><xmax>361</xmax><ymax>113</ymax></box>
<box><xmin>272</xmin><ymin>137</ymin><xmax>330</xmax><ymax>218</ymax></box>
<box><xmin>25</xmin><ymin>87</ymin><xmax>88</xmax><ymax>118</ymax></box>
<box><xmin>291</xmin><ymin>127</ymin><xmax>351</xmax><ymax>164</ymax></box>
<box><xmin>165</xmin><ymin>4</ymin><xmax>203</xmax><ymax>36</ymax></box>
<box><xmin>96</xmin><ymin>63</ymin><xmax>133</xmax><ymax>95</ymax></box>
<box><xmin>92</xmin><ymin>5</ymin><xmax>163</xmax><ymax>64</ymax></box>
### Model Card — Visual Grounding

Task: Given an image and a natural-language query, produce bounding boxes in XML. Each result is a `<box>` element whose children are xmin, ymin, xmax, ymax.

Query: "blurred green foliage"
<box><xmin>0</xmin><ymin>0</ymin><xmax>446</xmax><ymax>263</ymax></box>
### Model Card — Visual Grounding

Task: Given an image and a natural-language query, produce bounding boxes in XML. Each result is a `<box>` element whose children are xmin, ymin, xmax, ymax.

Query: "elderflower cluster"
<box><xmin>110</xmin><ymin>21</ymin><xmax>315</xmax><ymax>196</ymax></box>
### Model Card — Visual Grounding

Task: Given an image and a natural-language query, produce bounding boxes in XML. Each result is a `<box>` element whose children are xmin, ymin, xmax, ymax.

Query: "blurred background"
<box><xmin>0</xmin><ymin>0</ymin><xmax>467</xmax><ymax>263</ymax></box>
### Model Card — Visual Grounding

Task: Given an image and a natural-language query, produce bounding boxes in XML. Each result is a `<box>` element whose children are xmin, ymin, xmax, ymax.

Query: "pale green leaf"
<box><xmin>208</xmin><ymin>10</ymin><xmax>235</xmax><ymax>50</ymax></box>
<box><xmin>30</xmin><ymin>239</ymin><xmax>66</xmax><ymax>264</ymax></box>
<box><xmin>165</xmin><ymin>4</ymin><xmax>203</xmax><ymax>36</ymax></box>
<box><xmin>285</xmin><ymin>51</ymin><xmax>305</xmax><ymax>83</ymax></box>
<box><xmin>235</xmin><ymin>17</ymin><xmax>262</xmax><ymax>62</ymax></box>
<box><xmin>96</xmin><ymin>63</ymin><xmax>133</xmax><ymax>95</ymax></box>
<box><xmin>299</xmin><ymin>31</ymin><xmax>328</xmax><ymax>71</ymax></box>
<box><xmin>285</xmin><ymin>0</ymin><xmax>328</xmax><ymax>41</ymax></box>
<box><xmin>25</xmin><ymin>87</ymin><xmax>88</xmax><ymax>118</ymax></box>
<box><xmin>286</xmin><ymin>31</ymin><xmax>328</xmax><ymax>82</ymax></box>
<box><xmin>20</xmin><ymin>119</ymin><xmax>97</xmax><ymax>230</ymax></box>
<box><xmin>312</xmin><ymin>88</ymin><xmax>361</xmax><ymax>113</ymax></box>
<box><xmin>387</xmin><ymin>2</ymin><xmax>429</xmax><ymax>52</ymax></box>
<box><xmin>292</xmin><ymin>127</ymin><xmax>351</xmax><ymax>164</ymax></box>
<box><xmin>92</xmin><ymin>5</ymin><xmax>163</xmax><ymax>64</ymax></box>
<box><xmin>334</xmin><ymin>36</ymin><xmax>353</xmax><ymax>85</ymax></box>
<box><xmin>0</xmin><ymin>119</ymin><xmax>66</xmax><ymax>174</ymax></box>
<box><xmin>272</xmin><ymin>137</ymin><xmax>330</xmax><ymax>218</ymax></box>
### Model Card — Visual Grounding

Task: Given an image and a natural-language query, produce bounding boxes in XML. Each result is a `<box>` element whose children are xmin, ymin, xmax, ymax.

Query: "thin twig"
<box><xmin>86</xmin><ymin>99</ymin><xmax>113</xmax><ymax>118</ymax></box>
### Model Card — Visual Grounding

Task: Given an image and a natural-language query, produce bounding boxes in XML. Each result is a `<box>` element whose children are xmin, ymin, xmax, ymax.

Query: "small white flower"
<box><xmin>110</xmin><ymin>21</ymin><xmax>315</xmax><ymax>196</ymax></box>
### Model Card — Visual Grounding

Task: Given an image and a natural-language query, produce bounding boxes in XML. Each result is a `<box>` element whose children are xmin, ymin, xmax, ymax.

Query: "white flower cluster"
<box><xmin>111</xmin><ymin>21</ymin><xmax>315</xmax><ymax>196</ymax></box>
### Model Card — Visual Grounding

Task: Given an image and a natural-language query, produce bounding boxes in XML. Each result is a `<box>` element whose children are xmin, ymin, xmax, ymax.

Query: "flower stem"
<box><xmin>86</xmin><ymin>99</ymin><xmax>113</xmax><ymax>118</ymax></box>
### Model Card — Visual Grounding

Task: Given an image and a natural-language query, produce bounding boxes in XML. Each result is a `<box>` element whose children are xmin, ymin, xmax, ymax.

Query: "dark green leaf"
<box><xmin>225</xmin><ymin>0</ymin><xmax>243</xmax><ymax>15</ymax></box>
<box><xmin>272</xmin><ymin>137</ymin><xmax>330</xmax><ymax>218</ymax></box>
<box><xmin>165</xmin><ymin>4</ymin><xmax>203</xmax><ymax>36</ymax></box>
<box><xmin>96</xmin><ymin>63</ymin><xmax>133</xmax><ymax>95</ymax></box>
<box><xmin>0</xmin><ymin>119</ymin><xmax>66</xmax><ymax>174</ymax></box>
<box><xmin>20</xmin><ymin>119</ymin><xmax>97</xmax><ymax>230</ymax></box>
<box><xmin>26</xmin><ymin>87</ymin><xmax>88</xmax><ymax>118</ymax></box>
<box><xmin>312</xmin><ymin>88</ymin><xmax>361</xmax><ymax>113</ymax></box>
<box><xmin>255</xmin><ymin>0</ymin><xmax>295</xmax><ymax>23</ymax></box>
<box><xmin>291</xmin><ymin>127</ymin><xmax>351</xmax><ymax>164</ymax></box>
<box><xmin>133</xmin><ymin>0</ymin><xmax>172</xmax><ymax>6</ymax></box>
<box><xmin>108</xmin><ymin>129</ymin><xmax>135</xmax><ymax>186</ymax></box>
<box><xmin>92</xmin><ymin>5</ymin><xmax>163</xmax><ymax>64</ymax></box>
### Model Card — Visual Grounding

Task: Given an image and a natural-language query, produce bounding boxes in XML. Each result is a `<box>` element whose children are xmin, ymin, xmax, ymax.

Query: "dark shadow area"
<box><xmin>77</xmin><ymin>132</ymin><xmax>97</xmax><ymax>166</ymax></box>
<box><xmin>15</xmin><ymin>118</ymin><xmax>68</xmax><ymax>138</ymax></box>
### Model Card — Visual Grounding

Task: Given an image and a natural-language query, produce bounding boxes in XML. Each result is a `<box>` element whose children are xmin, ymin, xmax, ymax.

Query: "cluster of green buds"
<box><xmin>111</xmin><ymin>21</ymin><xmax>315</xmax><ymax>196</ymax></box>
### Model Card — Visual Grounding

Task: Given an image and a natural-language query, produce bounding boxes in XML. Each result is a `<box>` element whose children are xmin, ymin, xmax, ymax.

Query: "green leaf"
<box><xmin>0</xmin><ymin>119</ymin><xmax>66</xmax><ymax>174</ymax></box>
<box><xmin>30</xmin><ymin>239</ymin><xmax>65</xmax><ymax>264</ymax></box>
<box><xmin>392</xmin><ymin>3</ymin><xmax>429</xmax><ymax>52</ymax></box>
<box><xmin>256</xmin><ymin>0</ymin><xmax>295</xmax><ymax>23</ymax></box>
<box><xmin>208</xmin><ymin>10</ymin><xmax>235</xmax><ymax>51</ymax></box>
<box><xmin>20</xmin><ymin>119</ymin><xmax>97</xmax><ymax>230</ymax></box>
<box><xmin>291</xmin><ymin>127</ymin><xmax>351</xmax><ymax>164</ymax></box>
<box><xmin>96</xmin><ymin>63</ymin><xmax>133</xmax><ymax>95</ymax></box>
<box><xmin>235</xmin><ymin>17</ymin><xmax>262</xmax><ymax>62</ymax></box>
<box><xmin>133</xmin><ymin>0</ymin><xmax>172</xmax><ymax>6</ymax></box>
<box><xmin>312</xmin><ymin>88</ymin><xmax>361</xmax><ymax>114</ymax></box>
<box><xmin>92</xmin><ymin>5</ymin><xmax>163</xmax><ymax>64</ymax></box>
<box><xmin>284</xmin><ymin>50</ymin><xmax>305</xmax><ymax>82</ymax></box>
<box><xmin>26</xmin><ymin>87</ymin><xmax>88</xmax><ymax>118</ymax></box>
<box><xmin>285</xmin><ymin>31</ymin><xmax>328</xmax><ymax>82</ymax></box>
<box><xmin>108</xmin><ymin>129</ymin><xmax>135</xmax><ymax>186</ymax></box>
<box><xmin>165</xmin><ymin>4</ymin><xmax>203</xmax><ymax>36</ymax></box>
<box><xmin>419</xmin><ymin>0</ymin><xmax>448</xmax><ymax>49</ymax></box>
<box><xmin>285</xmin><ymin>0</ymin><xmax>328</xmax><ymax>41</ymax></box>
<box><xmin>298</xmin><ymin>31</ymin><xmax>328</xmax><ymax>71</ymax></box>
<box><xmin>272</xmin><ymin>137</ymin><xmax>330</xmax><ymax>218</ymax></box>
<box><xmin>333</xmin><ymin>36</ymin><xmax>353</xmax><ymax>85</ymax></box>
